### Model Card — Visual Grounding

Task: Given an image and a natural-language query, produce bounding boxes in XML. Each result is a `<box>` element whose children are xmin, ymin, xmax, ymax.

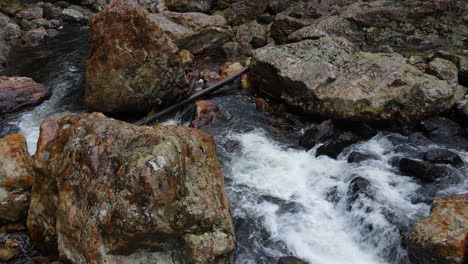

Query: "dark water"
<box><xmin>1</xmin><ymin>26</ymin><xmax>467</xmax><ymax>264</ymax></box>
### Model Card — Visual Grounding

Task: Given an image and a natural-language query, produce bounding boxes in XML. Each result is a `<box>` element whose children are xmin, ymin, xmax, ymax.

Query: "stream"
<box><xmin>1</xmin><ymin>25</ymin><xmax>467</xmax><ymax>264</ymax></box>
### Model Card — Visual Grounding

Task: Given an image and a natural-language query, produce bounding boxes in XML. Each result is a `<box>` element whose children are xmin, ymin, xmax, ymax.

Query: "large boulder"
<box><xmin>27</xmin><ymin>113</ymin><xmax>235</xmax><ymax>263</ymax></box>
<box><xmin>250</xmin><ymin>37</ymin><xmax>455</xmax><ymax>121</ymax></box>
<box><xmin>0</xmin><ymin>134</ymin><xmax>35</xmax><ymax>223</ymax></box>
<box><xmin>152</xmin><ymin>11</ymin><xmax>233</xmax><ymax>55</ymax></box>
<box><xmin>0</xmin><ymin>13</ymin><xmax>21</xmax><ymax>72</ymax></box>
<box><xmin>408</xmin><ymin>194</ymin><xmax>468</xmax><ymax>264</ymax></box>
<box><xmin>86</xmin><ymin>0</ymin><xmax>189</xmax><ymax>113</ymax></box>
<box><xmin>0</xmin><ymin>76</ymin><xmax>50</xmax><ymax>114</ymax></box>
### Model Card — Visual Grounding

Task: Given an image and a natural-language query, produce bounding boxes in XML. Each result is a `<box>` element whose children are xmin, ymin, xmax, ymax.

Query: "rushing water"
<box><xmin>1</xmin><ymin>26</ymin><xmax>467</xmax><ymax>264</ymax></box>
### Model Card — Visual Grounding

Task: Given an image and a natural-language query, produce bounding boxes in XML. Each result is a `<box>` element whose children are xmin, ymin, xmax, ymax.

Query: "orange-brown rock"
<box><xmin>0</xmin><ymin>76</ymin><xmax>49</xmax><ymax>114</ymax></box>
<box><xmin>191</xmin><ymin>100</ymin><xmax>220</xmax><ymax>129</ymax></box>
<box><xmin>200</xmin><ymin>69</ymin><xmax>222</xmax><ymax>85</ymax></box>
<box><xmin>219</xmin><ymin>62</ymin><xmax>243</xmax><ymax>79</ymax></box>
<box><xmin>28</xmin><ymin>113</ymin><xmax>235</xmax><ymax>264</ymax></box>
<box><xmin>0</xmin><ymin>134</ymin><xmax>35</xmax><ymax>222</ymax></box>
<box><xmin>408</xmin><ymin>194</ymin><xmax>468</xmax><ymax>264</ymax></box>
<box><xmin>86</xmin><ymin>0</ymin><xmax>189</xmax><ymax>113</ymax></box>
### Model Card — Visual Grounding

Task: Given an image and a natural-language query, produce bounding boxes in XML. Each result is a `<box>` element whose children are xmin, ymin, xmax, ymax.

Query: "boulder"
<box><xmin>0</xmin><ymin>76</ymin><xmax>49</xmax><ymax>114</ymax></box>
<box><xmin>17</xmin><ymin>6</ymin><xmax>43</xmax><ymax>20</ymax></box>
<box><xmin>418</xmin><ymin>117</ymin><xmax>468</xmax><ymax>151</ymax></box>
<box><xmin>408</xmin><ymin>194</ymin><xmax>468</xmax><ymax>264</ymax></box>
<box><xmin>347</xmin><ymin>151</ymin><xmax>379</xmax><ymax>163</ymax></box>
<box><xmin>152</xmin><ymin>11</ymin><xmax>233</xmax><ymax>55</ymax></box>
<box><xmin>27</xmin><ymin>113</ymin><xmax>236</xmax><ymax>263</ymax></box>
<box><xmin>191</xmin><ymin>100</ymin><xmax>220</xmax><ymax>129</ymax></box>
<box><xmin>22</xmin><ymin>27</ymin><xmax>48</xmax><ymax>47</ymax></box>
<box><xmin>86</xmin><ymin>0</ymin><xmax>189</xmax><ymax>113</ymax></box>
<box><xmin>278</xmin><ymin>256</ymin><xmax>309</xmax><ymax>264</ymax></box>
<box><xmin>0</xmin><ymin>13</ymin><xmax>21</xmax><ymax>71</ymax></box>
<box><xmin>0</xmin><ymin>134</ymin><xmax>35</xmax><ymax>222</ymax></box>
<box><xmin>427</xmin><ymin>58</ymin><xmax>459</xmax><ymax>86</ymax></box>
<box><xmin>250</xmin><ymin>37</ymin><xmax>455</xmax><ymax>121</ymax></box>
<box><xmin>223</xmin><ymin>0</ymin><xmax>269</xmax><ymax>26</ymax></box>
<box><xmin>43</xmin><ymin>3</ymin><xmax>63</xmax><ymax>20</ymax></box>
<box><xmin>316</xmin><ymin>131</ymin><xmax>361</xmax><ymax>159</ymax></box>
<box><xmin>398</xmin><ymin>158</ymin><xmax>450</xmax><ymax>182</ymax></box>
<box><xmin>422</xmin><ymin>149</ymin><xmax>464</xmax><ymax>168</ymax></box>
<box><xmin>346</xmin><ymin>176</ymin><xmax>374</xmax><ymax>209</ymax></box>
<box><xmin>234</xmin><ymin>20</ymin><xmax>267</xmax><ymax>48</ymax></box>
<box><xmin>164</xmin><ymin>0</ymin><xmax>214</xmax><ymax>13</ymax></box>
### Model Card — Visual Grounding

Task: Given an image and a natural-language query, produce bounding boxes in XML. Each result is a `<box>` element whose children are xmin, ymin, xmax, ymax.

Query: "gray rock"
<box><xmin>234</xmin><ymin>20</ymin><xmax>267</xmax><ymax>48</ymax></box>
<box><xmin>250</xmin><ymin>37</ymin><xmax>455</xmax><ymax>121</ymax></box>
<box><xmin>427</xmin><ymin>58</ymin><xmax>458</xmax><ymax>86</ymax></box>
<box><xmin>223</xmin><ymin>0</ymin><xmax>269</xmax><ymax>26</ymax></box>
<box><xmin>43</xmin><ymin>3</ymin><xmax>63</xmax><ymax>20</ymax></box>
<box><xmin>17</xmin><ymin>7</ymin><xmax>43</xmax><ymax>20</ymax></box>
<box><xmin>61</xmin><ymin>7</ymin><xmax>85</xmax><ymax>23</ymax></box>
<box><xmin>30</xmin><ymin>18</ymin><xmax>56</xmax><ymax>29</ymax></box>
<box><xmin>165</xmin><ymin>0</ymin><xmax>215</xmax><ymax>13</ymax></box>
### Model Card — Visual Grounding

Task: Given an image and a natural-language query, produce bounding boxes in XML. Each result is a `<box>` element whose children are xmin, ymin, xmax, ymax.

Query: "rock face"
<box><xmin>0</xmin><ymin>76</ymin><xmax>50</xmax><ymax>114</ymax></box>
<box><xmin>250</xmin><ymin>37</ymin><xmax>455</xmax><ymax>121</ymax></box>
<box><xmin>408</xmin><ymin>194</ymin><xmax>468</xmax><ymax>264</ymax></box>
<box><xmin>0</xmin><ymin>134</ymin><xmax>35</xmax><ymax>223</ymax></box>
<box><xmin>86</xmin><ymin>0</ymin><xmax>189</xmax><ymax>113</ymax></box>
<box><xmin>152</xmin><ymin>11</ymin><xmax>233</xmax><ymax>55</ymax></box>
<box><xmin>27</xmin><ymin>113</ymin><xmax>235</xmax><ymax>263</ymax></box>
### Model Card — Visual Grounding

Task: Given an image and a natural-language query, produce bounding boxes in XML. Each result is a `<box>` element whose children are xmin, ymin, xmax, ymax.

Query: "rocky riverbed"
<box><xmin>0</xmin><ymin>0</ymin><xmax>467</xmax><ymax>264</ymax></box>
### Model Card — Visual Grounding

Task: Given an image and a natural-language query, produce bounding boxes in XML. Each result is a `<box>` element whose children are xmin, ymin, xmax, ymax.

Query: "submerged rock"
<box><xmin>27</xmin><ymin>113</ymin><xmax>236</xmax><ymax>263</ymax></box>
<box><xmin>191</xmin><ymin>100</ymin><xmax>220</xmax><ymax>129</ymax></box>
<box><xmin>250</xmin><ymin>37</ymin><xmax>455</xmax><ymax>121</ymax></box>
<box><xmin>0</xmin><ymin>76</ymin><xmax>49</xmax><ymax>114</ymax></box>
<box><xmin>278</xmin><ymin>256</ymin><xmax>309</xmax><ymax>264</ymax></box>
<box><xmin>0</xmin><ymin>134</ymin><xmax>35</xmax><ymax>222</ymax></box>
<box><xmin>86</xmin><ymin>0</ymin><xmax>189</xmax><ymax>113</ymax></box>
<box><xmin>422</xmin><ymin>149</ymin><xmax>464</xmax><ymax>168</ymax></box>
<box><xmin>408</xmin><ymin>194</ymin><xmax>468</xmax><ymax>264</ymax></box>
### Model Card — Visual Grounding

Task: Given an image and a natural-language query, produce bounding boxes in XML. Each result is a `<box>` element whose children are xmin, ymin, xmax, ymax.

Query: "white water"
<box><xmin>224</xmin><ymin>130</ymin><xmax>468</xmax><ymax>264</ymax></box>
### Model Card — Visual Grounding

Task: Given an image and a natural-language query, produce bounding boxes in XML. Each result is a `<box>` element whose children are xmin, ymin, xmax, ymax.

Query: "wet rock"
<box><xmin>22</xmin><ymin>27</ymin><xmax>48</xmax><ymax>46</ymax></box>
<box><xmin>347</xmin><ymin>151</ymin><xmax>379</xmax><ymax>163</ymax></box>
<box><xmin>222</xmin><ymin>41</ymin><xmax>243</xmax><ymax>59</ymax></box>
<box><xmin>398</xmin><ymin>158</ymin><xmax>450</xmax><ymax>182</ymax></box>
<box><xmin>0</xmin><ymin>76</ymin><xmax>49</xmax><ymax>114</ymax></box>
<box><xmin>43</xmin><ymin>3</ymin><xmax>63</xmax><ymax>20</ymax></box>
<box><xmin>250</xmin><ymin>37</ymin><xmax>455</xmax><ymax>121</ymax></box>
<box><xmin>152</xmin><ymin>11</ymin><xmax>233</xmax><ymax>55</ymax></box>
<box><xmin>86</xmin><ymin>0</ymin><xmax>189</xmax><ymax>113</ymax></box>
<box><xmin>179</xmin><ymin>49</ymin><xmax>194</xmax><ymax>70</ymax></box>
<box><xmin>200</xmin><ymin>69</ymin><xmax>222</xmax><ymax>85</ymax></box>
<box><xmin>278</xmin><ymin>256</ymin><xmax>309</xmax><ymax>264</ymax></box>
<box><xmin>299</xmin><ymin>120</ymin><xmax>334</xmax><ymax>150</ymax></box>
<box><xmin>219</xmin><ymin>61</ymin><xmax>243</xmax><ymax>78</ymax></box>
<box><xmin>190</xmin><ymin>100</ymin><xmax>220</xmax><ymax>129</ymax></box>
<box><xmin>408</xmin><ymin>194</ymin><xmax>468</xmax><ymax>264</ymax></box>
<box><xmin>164</xmin><ymin>0</ymin><xmax>214</xmax><ymax>13</ymax></box>
<box><xmin>0</xmin><ymin>134</ymin><xmax>35</xmax><ymax>222</ymax></box>
<box><xmin>28</xmin><ymin>113</ymin><xmax>235</xmax><ymax>263</ymax></box>
<box><xmin>422</xmin><ymin>149</ymin><xmax>464</xmax><ymax>168</ymax></box>
<box><xmin>457</xmin><ymin>95</ymin><xmax>468</xmax><ymax>118</ymax></box>
<box><xmin>30</xmin><ymin>18</ymin><xmax>56</xmax><ymax>29</ymax></box>
<box><xmin>346</xmin><ymin>176</ymin><xmax>374</xmax><ymax>208</ymax></box>
<box><xmin>223</xmin><ymin>0</ymin><xmax>269</xmax><ymax>26</ymax></box>
<box><xmin>418</xmin><ymin>117</ymin><xmax>468</xmax><ymax>151</ymax></box>
<box><xmin>61</xmin><ymin>6</ymin><xmax>87</xmax><ymax>23</ymax></box>
<box><xmin>234</xmin><ymin>20</ymin><xmax>267</xmax><ymax>48</ymax></box>
<box><xmin>316</xmin><ymin>131</ymin><xmax>361</xmax><ymax>159</ymax></box>
<box><xmin>241</xmin><ymin>74</ymin><xmax>250</xmax><ymax>89</ymax></box>
<box><xmin>427</xmin><ymin>58</ymin><xmax>458</xmax><ymax>86</ymax></box>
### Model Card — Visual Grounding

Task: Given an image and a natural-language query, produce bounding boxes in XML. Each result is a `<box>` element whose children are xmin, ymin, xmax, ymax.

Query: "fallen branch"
<box><xmin>135</xmin><ymin>66</ymin><xmax>250</xmax><ymax>126</ymax></box>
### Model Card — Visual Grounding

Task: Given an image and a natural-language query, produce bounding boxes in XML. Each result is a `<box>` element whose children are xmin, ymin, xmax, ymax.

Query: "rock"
<box><xmin>316</xmin><ymin>131</ymin><xmax>361</xmax><ymax>159</ymax></box>
<box><xmin>179</xmin><ymin>49</ymin><xmax>194</xmax><ymax>70</ymax></box>
<box><xmin>457</xmin><ymin>95</ymin><xmax>468</xmax><ymax>118</ymax></box>
<box><xmin>250</xmin><ymin>37</ymin><xmax>455</xmax><ymax>121</ymax></box>
<box><xmin>200</xmin><ymin>69</ymin><xmax>222</xmax><ymax>85</ymax></box>
<box><xmin>427</xmin><ymin>58</ymin><xmax>458</xmax><ymax>86</ymax></box>
<box><xmin>61</xmin><ymin>7</ymin><xmax>86</xmax><ymax>23</ymax></box>
<box><xmin>270</xmin><ymin>14</ymin><xmax>314</xmax><ymax>44</ymax></box>
<box><xmin>46</xmin><ymin>29</ymin><xmax>60</xmax><ymax>38</ymax></box>
<box><xmin>17</xmin><ymin>7</ymin><xmax>43</xmax><ymax>20</ymax></box>
<box><xmin>30</xmin><ymin>18</ymin><xmax>56</xmax><ymax>29</ymax></box>
<box><xmin>398</xmin><ymin>158</ymin><xmax>450</xmax><ymax>182</ymax></box>
<box><xmin>346</xmin><ymin>176</ymin><xmax>374</xmax><ymax>209</ymax></box>
<box><xmin>299</xmin><ymin>120</ymin><xmax>334</xmax><ymax>150</ymax></box>
<box><xmin>347</xmin><ymin>151</ymin><xmax>379</xmax><ymax>163</ymax></box>
<box><xmin>223</xmin><ymin>0</ymin><xmax>269</xmax><ymax>26</ymax></box>
<box><xmin>0</xmin><ymin>76</ymin><xmax>49</xmax><ymax>114</ymax></box>
<box><xmin>43</xmin><ymin>3</ymin><xmax>63</xmax><ymax>20</ymax></box>
<box><xmin>191</xmin><ymin>100</ymin><xmax>220</xmax><ymax>128</ymax></box>
<box><xmin>269</xmin><ymin>0</ymin><xmax>302</xmax><ymax>14</ymax></box>
<box><xmin>240</xmin><ymin>74</ymin><xmax>250</xmax><ymax>89</ymax></box>
<box><xmin>0</xmin><ymin>134</ymin><xmax>35</xmax><ymax>222</ymax></box>
<box><xmin>0</xmin><ymin>13</ymin><xmax>21</xmax><ymax>71</ymax></box>
<box><xmin>164</xmin><ymin>0</ymin><xmax>214</xmax><ymax>13</ymax></box>
<box><xmin>86</xmin><ymin>0</ymin><xmax>189</xmax><ymax>113</ymax></box>
<box><xmin>408</xmin><ymin>194</ymin><xmax>468</xmax><ymax>264</ymax></box>
<box><xmin>27</xmin><ymin>113</ymin><xmax>235</xmax><ymax>263</ymax></box>
<box><xmin>219</xmin><ymin>61</ymin><xmax>243</xmax><ymax>78</ymax></box>
<box><xmin>422</xmin><ymin>149</ymin><xmax>464</xmax><ymax>168</ymax></box>
<box><xmin>22</xmin><ymin>27</ymin><xmax>48</xmax><ymax>46</ymax></box>
<box><xmin>152</xmin><ymin>11</ymin><xmax>233</xmax><ymax>55</ymax></box>
<box><xmin>55</xmin><ymin>1</ymin><xmax>71</xmax><ymax>8</ymax></box>
<box><xmin>0</xmin><ymin>246</ymin><xmax>20</xmax><ymax>261</ymax></box>
<box><xmin>278</xmin><ymin>256</ymin><xmax>308</xmax><ymax>264</ymax></box>
<box><xmin>419</xmin><ymin>117</ymin><xmax>468</xmax><ymax>151</ymax></box>
<box><xmin>234</xmin><ymin>20</ymin><xmax>267</xmax><ymax>48</ymax></box>
<box><xmin>222</xmin><ymin>41</ymin><xmax>243</xmax><ymax>59</ymax></box>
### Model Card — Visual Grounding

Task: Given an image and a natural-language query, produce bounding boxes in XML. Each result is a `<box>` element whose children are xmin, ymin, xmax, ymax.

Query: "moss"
<box><xmin>0</xmin><ymin>0</ymin><xmax>26</xmax><ymax>10</ymax></box>
<box><xmin>360</xmin><ymin>3</ymin><xmax>372</xmax><ymax>9</ymax></box>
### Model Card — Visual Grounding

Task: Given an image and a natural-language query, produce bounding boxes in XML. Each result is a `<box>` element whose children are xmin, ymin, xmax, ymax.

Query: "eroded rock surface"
<box><xmin>408</xmin><ymin>194</ymin><xmax>468</xmax><ymax>264</ymax></box>
<box><xmin>27</xmin><ymin>113</ymin><xmax>235</xmax><ymax>264</ymax></box>
<box><xmin>251</xmin><ymin>37</ymin><xmax>455</xmax><ymax>121</ymax></box>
